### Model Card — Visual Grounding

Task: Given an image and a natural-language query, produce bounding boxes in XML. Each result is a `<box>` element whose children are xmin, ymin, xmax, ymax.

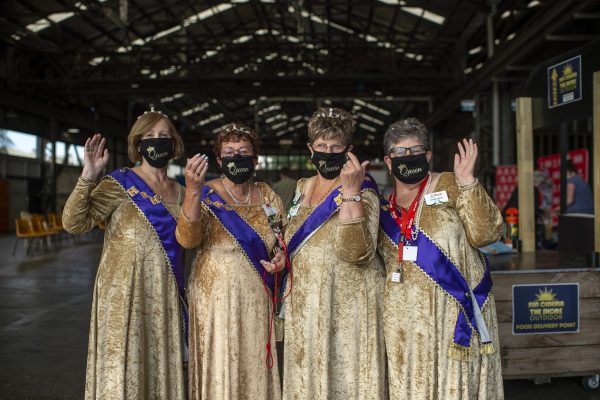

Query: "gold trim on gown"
<box><xmin>282</xmin><ymin>178</ymin><xmax>386</xmax><ymax>400</ymax></box>
<box><xmin>62</xmin><ymin>176</ymin><xmax>186</xmax><ymax>400</ymax></box>
<box><xmin>378</xmin><ymin>172</ymin><xmax>504</xmax><ymax>400</ymax></box>
<box><xmin>176</xmin><ymin>182</ymin><xmax>284</xmax><ymax>400</ymax></box>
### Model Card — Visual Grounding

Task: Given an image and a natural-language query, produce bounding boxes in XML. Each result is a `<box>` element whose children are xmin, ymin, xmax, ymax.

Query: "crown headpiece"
<box><xmin>137</xmin><ymin>106</ymin><xmax>169</xmax><ymax>120</ymax></box>
<box><xmin>315</xmin><ymin>107</ymin><xmax>351</xmax><ymax>120</ymax></box>
<box><xmin>218</xmin><ymin>122</ymin><xmax>256</xmax><ymax>138</ymax></box>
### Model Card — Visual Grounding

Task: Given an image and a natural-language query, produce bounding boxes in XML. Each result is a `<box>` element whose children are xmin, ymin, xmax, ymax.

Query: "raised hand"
<box><xmin>81</xmin><ymin>133</ymin><xmax>109</xmax><ymax>181</ymax></box>
<box><xmin>184</xmin><ymin>154</ymin><xmax>209</xmax><ymax>195</ymax></box>
<box><xmin>340</xmin><ymin>152</ymin><xmax>369</xmax><ymax>195</ymax></box>
<box><xmin>454</xmin><ymin>138</ymin><xmax>477</xmax><ymax>186</ymax></box>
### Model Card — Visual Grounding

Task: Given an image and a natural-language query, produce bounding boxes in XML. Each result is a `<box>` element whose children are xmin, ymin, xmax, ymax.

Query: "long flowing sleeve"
<box><xmin>62</xmin><ymin>177</ymin><xmax>124</xmax><ymax>234</ymax></box>
<box><xmin>333</xmin><ymin>189</ymin><xmax>379</xmax><ymax>264</ymax></box>
<box><xmin>175</xmin><ymin>206</ymin><xmax>210</xmax><ymax>249</ymax></box>
<box><xmin>453</xmin><ymin>177</ymin><xmax>503</xmax><ymax>248</ymax></box>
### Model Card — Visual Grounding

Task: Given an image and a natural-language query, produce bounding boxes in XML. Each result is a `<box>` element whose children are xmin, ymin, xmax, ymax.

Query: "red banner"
<box><xmin>495</xmin><ymin>165</ymin><xmax>517</xmax><ymax>210</ymax></box>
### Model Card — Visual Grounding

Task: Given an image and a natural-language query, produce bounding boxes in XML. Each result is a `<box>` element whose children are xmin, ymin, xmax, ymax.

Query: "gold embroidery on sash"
<box><xmin>127</xmin><ymin>186</ymin><xmax>139</xmax><ymax>196</ymax></box>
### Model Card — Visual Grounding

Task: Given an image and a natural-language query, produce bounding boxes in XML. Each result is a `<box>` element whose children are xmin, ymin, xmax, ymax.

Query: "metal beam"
<box><xmin>0</xmin><ymin>90</ymin><xmax>124</xmax><ymax>137</ymax></box>
<box><xmin>425</xmin><ymin>0</ymin><xmax>598</xmax><ymax>128</ymax></box>
<box><xmin>17</xmin><ymin>73</ymin><xmax>449</xmax><ymax>98</ymax></box>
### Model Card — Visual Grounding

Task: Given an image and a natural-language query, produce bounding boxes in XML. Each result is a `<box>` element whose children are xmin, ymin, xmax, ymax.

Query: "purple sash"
<box><xmin>287</xmin><ymin>175</ymin><xmax>380</xmax><ymax>259</ymax></box>
<box><xmin>380</xmin><ymin>201</ymin><xmax>493</xmax><ymax>348</ymax></box>
<box><xmin>107</xmin><ymin>168</ymin><xmax>188</xmax><ymax>337</ymax></box>
<box><xmin>201</xmin><ymin>186</ymin><xmax>275</xmax><ymax>293</ymax></box>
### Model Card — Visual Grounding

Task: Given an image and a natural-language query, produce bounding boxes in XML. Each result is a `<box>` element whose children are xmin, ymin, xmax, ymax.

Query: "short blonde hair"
<box><xmin>127</xmin><ymin>112</ymin><xmax>184</xmax><ymax>163</ymax></box>
<box><xmin>307</xmin><ymin>107</ymin><xmax>356</xmax><ymax>145</ymax></box>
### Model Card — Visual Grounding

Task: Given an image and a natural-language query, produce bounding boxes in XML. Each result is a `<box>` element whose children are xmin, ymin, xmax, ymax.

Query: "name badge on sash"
<box><xmin>403</xmin><ymin>245</ymin><xmax>418</xmax><ymax>261</ymax></box>
<box><xmin>424</xmin><ymin>190</ymin><xmax>449</xmax><ymax>206</ymax></box>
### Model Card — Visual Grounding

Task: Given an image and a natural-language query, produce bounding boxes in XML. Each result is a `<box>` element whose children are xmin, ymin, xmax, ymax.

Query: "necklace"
<box><xmin>222</xmin><ymin>177</ymin><xmax>251</xmax><ymax>204</ymax></box>
<box><xmin>411</xmin><ymin>172</ymin><xmax>432</xmax><ymax>241</ymax></box>
<box><xmin>136</xmin><ymin>168</ymin><xmax>172</xmax><ymax>201</ymax></box>
<box><xmin>310</xmin><ymin>176</ymin><xmax>339</xmax><ymax>205</ymax></box>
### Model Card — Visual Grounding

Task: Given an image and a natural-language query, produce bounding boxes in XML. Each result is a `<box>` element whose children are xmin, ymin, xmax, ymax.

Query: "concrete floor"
<box><xmin>0</xmin><ymin>233</ymin><xmax>599</xmax><ymax>400</ymax></box>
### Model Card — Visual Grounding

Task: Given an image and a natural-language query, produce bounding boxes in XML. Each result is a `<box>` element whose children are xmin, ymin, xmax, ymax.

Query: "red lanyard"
<box><xmin>260</xmin><ymin>201</ymin><xmax>293</xmax><ymax>369</ymax></box>
<box><xmin>388</xmin><ymin>175</ymin><xmax>429</xmax><ymax>262</ymax></box>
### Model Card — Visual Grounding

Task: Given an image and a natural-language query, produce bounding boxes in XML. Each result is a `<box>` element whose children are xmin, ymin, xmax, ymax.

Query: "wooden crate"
<box><xmin>492</xmin><ymin>270</ymin><xmax>600</xmax><ymax>379</ymax></box>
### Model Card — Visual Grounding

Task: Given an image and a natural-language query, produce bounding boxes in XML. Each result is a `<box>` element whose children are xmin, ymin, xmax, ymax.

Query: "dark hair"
<box><xmin>566</xmin><ymin>160</ymin><xmax>577</xmax><ymax>174</ymax></box>
<box><xmin>280</xmin><ymin>167</ymin><xmax>290</xmax><ymax>177</ymax></box>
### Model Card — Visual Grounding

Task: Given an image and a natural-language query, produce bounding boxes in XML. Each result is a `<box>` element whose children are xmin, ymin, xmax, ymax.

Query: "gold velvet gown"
<box><xmin>175</xmin><ymin>182</ymin><xmax>284</xmax><ymax>400</ymax></box>
<box><xmin>62</xmin><ymin>175</ymin><xmax>186</xmax><ymax>400</ymax></box>
<box><xmin>378</xmin><ymin>172</ymin><xmax>504</xmax><ymax>400</ymax></box>
<box><xmin>282</xmin><ymin>179</ymin><xmax>386</xmax><ymax>400</ymax></box>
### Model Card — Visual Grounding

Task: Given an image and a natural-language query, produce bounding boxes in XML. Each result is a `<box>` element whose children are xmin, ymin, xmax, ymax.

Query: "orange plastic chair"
<box><xmin>13</xmin><ymin>218</ymin><xmax>48</xmax><ymax>256</ymax></box>
<box><xmin>48</xmin><ymin>212</ymin><xmax>64</xmax><ymax>230</ymax></box>
<box><xmin>46</xmin><ymin>213</ymin><xmax>63</xmax><ymax>234</ymax></box>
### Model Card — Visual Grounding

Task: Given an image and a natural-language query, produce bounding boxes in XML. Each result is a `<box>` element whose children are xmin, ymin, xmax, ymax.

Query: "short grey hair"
<box><xmin>383</xmin><ymin>117</ymin><xmax>430</xmax><ymax>154</ymax></box>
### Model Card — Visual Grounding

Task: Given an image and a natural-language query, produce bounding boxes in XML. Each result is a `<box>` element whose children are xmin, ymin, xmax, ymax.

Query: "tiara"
<box><xmin>315</xmin><ymin>107</ymin><xmax>351</xmax><ymax>120</ymax></box>
<box><xmin>218</xmin><ymin>122</ymin><xmax>256</xmax><ymax>138</ymax></box>
<box><xmin>137</xmin><ymin>106</ymin><xmax>169</xmax><ymax>120</ymax></box>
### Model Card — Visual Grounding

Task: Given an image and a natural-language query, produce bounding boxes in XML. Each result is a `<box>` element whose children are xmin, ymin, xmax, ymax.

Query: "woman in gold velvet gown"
<box><xmin>62</xmin><ymin>110</ymin><xmax>187</xmax><ymax>400</ymax></box>
<box><xmin>282</xmin><ymin>108</ymin><xmax>386</xmax><ymax>400</ymax></box>
<box><xmin>378</xmin><ymin>118</ymin><xmax>504</xmax><ymax>400</ymax></box>
<box><xmin>176</xmin><ymin>123</ymin><xmax>287</xmax><ymax>400</ymax></box>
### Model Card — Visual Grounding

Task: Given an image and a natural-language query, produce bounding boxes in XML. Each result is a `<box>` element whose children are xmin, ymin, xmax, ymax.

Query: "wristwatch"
<box><xmin>341</xmin><ymin>194</ymin><xmax>362</xmax><ymax>202</ymax></box>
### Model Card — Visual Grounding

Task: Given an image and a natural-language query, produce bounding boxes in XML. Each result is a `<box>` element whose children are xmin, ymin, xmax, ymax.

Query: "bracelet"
<box><xmin>341</xmin><ymin>193</ymin><xmax>362</xmax><ymax>202</ymax></box>
<box><xmin>458</xmin><ymin>178</ymin><xmax>479</xmax><ymax>191</ymax></box>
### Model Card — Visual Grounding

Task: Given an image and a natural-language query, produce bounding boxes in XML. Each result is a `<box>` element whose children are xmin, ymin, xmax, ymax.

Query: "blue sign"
<box><xmin>547</xmin><ymin>55</ymin><xmax>582</xmax><ymax>109</ymax></box>
<box><xmin>512</xmin><ymin>283</ymin><xmax>579</xmax><ymax>335</ymax></box>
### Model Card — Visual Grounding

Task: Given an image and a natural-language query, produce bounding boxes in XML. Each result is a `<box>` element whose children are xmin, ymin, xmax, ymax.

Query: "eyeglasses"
<box><xmin>221</xmin><ymin>148</ymin><xmax>253</xmax><ymax>158</ymax></box>
<box><xmin>388</xmin><ymin>145</ymin><xmax>429</xmax><ymax>157</ymax></box>
<box><xmin>311</xmin><ymin>143</ymin><xmax>346</xmax><ymax>153</ymax></box>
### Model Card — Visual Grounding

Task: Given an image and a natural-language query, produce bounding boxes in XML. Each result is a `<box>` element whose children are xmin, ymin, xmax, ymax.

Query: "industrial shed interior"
<box><xmin>1</xmin><ymin>0</ymin><xmax>600</xmax><ymax>398</ymax></box>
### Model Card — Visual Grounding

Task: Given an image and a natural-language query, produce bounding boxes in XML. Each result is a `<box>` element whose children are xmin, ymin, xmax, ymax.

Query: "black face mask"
<box><xmin>221</xmin><ymin>155</ymin><xmax>255</xmax><ymax>184</ymax></box>
<box><xmin>310</xmin><ymin>148</ymin><xmax>348</xmax><ymax>180</ymax></box>
<box><xmin>391</xmin><ymin>154</ymin><xmax>430</xmax><ymax>184</ymax></box>
<box><xmin>139</xmin><ymin>138</ymin><xmax>174</xmax><ymax>168</ymax></box>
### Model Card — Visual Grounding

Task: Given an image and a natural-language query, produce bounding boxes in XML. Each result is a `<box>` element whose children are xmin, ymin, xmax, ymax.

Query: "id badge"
<box><xmin>402</xmin><ymin>245</ymin><xmax>418</xmax><ymax>261</ymax></box>
<box><xmin>391</xmin><ymin>271</ymin><xmax>401</xmax><ymax>283</ymax></box>
<box><xmin>288</xmin><ymin>190</ymin><xmax>303</xmax><ymax>218</ymax></box>
<box><xmin>424</xmin><ymin>191</ymin><xmax>449</xmax><ymax>206</ymax></box>
<box><xmin>288</xmin><ymin>203</ymin><xmax>300</xmax><ymax>217</ymax></box>
<box><xmin>262</xmin><ymin>204</ymin><xmax>277</xmax><ymax>218</ymax></box>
